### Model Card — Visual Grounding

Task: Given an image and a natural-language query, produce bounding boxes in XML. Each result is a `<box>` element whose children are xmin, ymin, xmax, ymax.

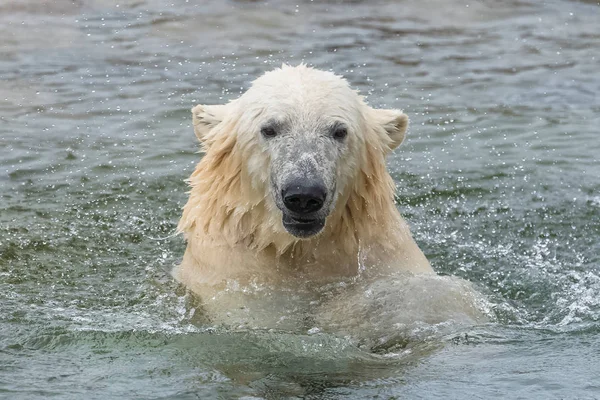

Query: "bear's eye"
<box><xmin>261</xmin><ymin>125</ymin><xmax>278</xmax><ymax>138</ymax></box>
<box><xmin>333</xmin><ymin>124</ymin><xmax>348</xmax><ymax>140</ymax></box>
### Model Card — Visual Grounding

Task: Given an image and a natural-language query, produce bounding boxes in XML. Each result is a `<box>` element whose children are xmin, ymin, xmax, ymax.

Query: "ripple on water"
<box><xmin>1</xmin><ymin>0</ymin><xmax>600</xmax><ymax>397</ymax></box>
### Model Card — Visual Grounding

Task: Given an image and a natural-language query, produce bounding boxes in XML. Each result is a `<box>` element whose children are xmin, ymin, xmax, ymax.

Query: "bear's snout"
<box><xmin>282</xmin><ymin>180</ymin><xmax>327</xmax><ymax>215</ymax></box>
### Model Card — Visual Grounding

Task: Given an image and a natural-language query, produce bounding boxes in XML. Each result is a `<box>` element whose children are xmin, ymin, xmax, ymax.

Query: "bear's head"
<box><xmin>180</xmin><ymin>65</ymin><xmax>408</xmax><ymax>253</ymax></box>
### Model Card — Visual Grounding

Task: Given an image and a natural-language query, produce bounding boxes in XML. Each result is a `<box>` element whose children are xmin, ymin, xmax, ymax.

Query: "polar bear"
<box><xmin>173</xmin><ymin>65</ymin><xmax>451</xmax><ymax>329</ymax></box>
<box><xmin>175</xmin><ymin>64</ymin><xmax>432</xmax><ymax>288</ymax></box>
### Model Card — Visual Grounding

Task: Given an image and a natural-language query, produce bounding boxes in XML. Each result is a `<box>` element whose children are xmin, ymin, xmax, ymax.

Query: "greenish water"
<box><xmin>1</xmin><ymin>0</ymin><xmax>599</xmax><ymax>398</ymax></box>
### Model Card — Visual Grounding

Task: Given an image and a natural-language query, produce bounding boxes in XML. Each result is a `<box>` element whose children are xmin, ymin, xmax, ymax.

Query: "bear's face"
<box><xmin>191</xmin><ymin>65</ymin><xmax>410</xmax><ymax>240</ymax></box>
<box><xmin>258</xmin><ymin>110</ymin><xmax>352</xmax><ymax>238</ymax></box>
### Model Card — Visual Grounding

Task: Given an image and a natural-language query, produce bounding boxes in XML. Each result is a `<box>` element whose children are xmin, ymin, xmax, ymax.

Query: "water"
<box><xmin>1</xmin><ymin>0</ymin><xmax>599</xmax><ymax>398</ymax></box>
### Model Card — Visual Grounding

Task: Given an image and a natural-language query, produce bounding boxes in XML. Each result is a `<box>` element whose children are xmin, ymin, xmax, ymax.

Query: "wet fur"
<box><xmin>174</xmin><ymin>65</ymin><xmax>432</xmax><ymax>296</ymax></box>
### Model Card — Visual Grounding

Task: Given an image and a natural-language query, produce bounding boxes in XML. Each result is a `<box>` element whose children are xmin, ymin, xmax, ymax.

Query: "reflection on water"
<box><xmin>1</xmin><ymin>0</ymin><xmax>599</xmax><ymax>398</ymax></box>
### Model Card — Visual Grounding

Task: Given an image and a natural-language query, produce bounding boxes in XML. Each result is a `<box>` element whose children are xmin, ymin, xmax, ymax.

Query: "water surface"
<box><xmin>1</xmin><ymin>0</ymin><xmax>600</xmax><ymax>398</ymax></box>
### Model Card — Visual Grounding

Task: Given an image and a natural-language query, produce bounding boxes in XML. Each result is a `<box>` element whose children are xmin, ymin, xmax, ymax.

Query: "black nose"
<box><xmin>282</xmin><ymin>182</ymin><xmax>326</xmax><ymax>215</ymax></box>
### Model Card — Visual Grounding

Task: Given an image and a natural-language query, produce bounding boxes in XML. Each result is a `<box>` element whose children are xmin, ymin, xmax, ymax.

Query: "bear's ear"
<box><xmin>373</xmin><ymin>109</ymin><xmax>409</xmax><ymax>151</ymax></box>
<box><xmin>191</xmin><ymin>104</ymin><xmax>226</xmax><ymax>142</ymax></box>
